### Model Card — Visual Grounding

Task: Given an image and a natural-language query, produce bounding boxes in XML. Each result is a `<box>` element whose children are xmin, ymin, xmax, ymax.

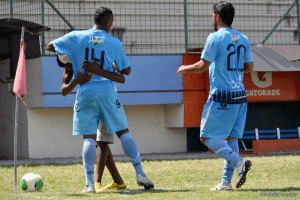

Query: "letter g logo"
<box><xmin>251</xmin><ymin>72</ymin><xmax>272</xmax><ymax>88</ymax></box>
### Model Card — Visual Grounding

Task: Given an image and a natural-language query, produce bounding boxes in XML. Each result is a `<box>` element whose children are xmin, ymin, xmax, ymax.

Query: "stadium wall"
<box><xmin>0</xmin><ymin>57</ymin><xmax>44</xmax><ymax>160</ymax></box>
<box><xmin>41</xmin><ymin>56</ymin><xmax>183</xmax><ymax>107</ymax></box>
<box><xmin>0</xmin><ymin>82</ymin><xmax>28</xmax><ymax>159</ymax></box>
<box><xmin>182</xmin><ymin>70</ymin><xmax>300</xmax><ymax>127</ymax></box>
<box><xmin>23</xmin><ymin>54</ymin><xmax>300</xmax><ymax>158</ymax></box>
<box><xmin>27</xmin><ymin>106</ymin><xmax>187</xmax><ymax>159</ymax></box>
<box><xmin>26</xmin><ymin>55</ymin><xmax>186</xmax><ymax>159</ymax></box>
<box><xmin>181</xmin><ymin>54</ymin><xmax>300</xmax><ymax>128</ymax></box>
<box><xmin>2</xmin><ymin>54</ymin><xmax>300</xmax><ymax>159</ymax></box>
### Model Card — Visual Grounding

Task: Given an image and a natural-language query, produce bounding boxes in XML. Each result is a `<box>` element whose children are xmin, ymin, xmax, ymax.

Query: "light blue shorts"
<box><xmin>73</xmin><ymin>81</ymin><xmax>128</xmax><ymax>136</ymax></box>
<box><xmin>200</xmin><ymin>101</ymin><xmax>247</xmax><ymax>139</ymax></box>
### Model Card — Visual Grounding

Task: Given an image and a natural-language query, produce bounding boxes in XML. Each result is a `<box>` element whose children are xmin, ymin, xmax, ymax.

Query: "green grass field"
<box><xmin>1</xmin><ymin>154</ymin><xmax>300</xmax><ymax>200</ymax></box>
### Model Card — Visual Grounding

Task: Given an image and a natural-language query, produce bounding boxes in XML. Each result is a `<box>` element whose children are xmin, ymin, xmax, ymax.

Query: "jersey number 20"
<box><xmin>227</xmin><ymin>44</ymin><xmax>246</xmax><ymax>72</ymax></box>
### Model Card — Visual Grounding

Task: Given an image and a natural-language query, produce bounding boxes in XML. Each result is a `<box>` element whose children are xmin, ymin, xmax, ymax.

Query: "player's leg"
<box><xmin>116</xmin><ymin>129</ymin><xmax>143</xmax><ymax>175</ymax></box>
<box><xmin>95</xmin><ymin>141</ymin><xmax>108</xmax><ymax>186</ymax></box>
<box><xmin>200</xmin><ymin>102</ymin><xmax>243</xmax><ymax>166</ymax></box>
<box><xmin>230</xmin><ymin>103</ymin><xmax>252</xmax><ymax>188</ymax></box>
<box><xmin>116</xmin><ymin>130</ymin><xmax>154</xmax><ymax>190</ymax></box>
<box><xmin>200</xmin><ymin>102</ymin><xmax>244</xmax><ymax>190</ymax></box>
<box><xmin>210</xmin><ymin>137</ymin><xmax>238</xmax><ymax>191</ymax></box>
<box><xmin>73</xmin><ymin>86</ymin><xmax>100</xmax><ymax>193</ymax></box>
<box><xmin>82</xmin><ymin>134</ymin><xmax>97</xmax><ymax>193</ymax></box>
<box><xmin>95</xmin><ymin>122</ymin><xmax>126</xmax><ymax>192</ymax></box>
<box><xmin>99</xmin><ymin>83</ymin><xmax>153</xmax><ymax>189</ymax></box>
<box><xmin>221</xmin><ymin>138</ymin><xmax>239</xmax><ymax>183</ymax></box>
<box><xmin>201</xmin><ymin>137</ymin><xmax>242</xmax><ymax>167</ymax></box>
<box><xmin>102</xmin><ymin>147</ymin><xmax>126</xmax><ymax>190</ymax></box>
<box><xmin>95</xmin><ymin>122</ymin><xmax>110</xmax><ymax>190</ymax></box>
<box><xmin>212</xmin><ymin>137</ymin><xmax>238</xmax><ymax>191</ymax></box>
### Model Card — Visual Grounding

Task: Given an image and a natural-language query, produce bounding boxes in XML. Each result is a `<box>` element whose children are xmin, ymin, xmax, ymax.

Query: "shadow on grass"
<box><xmin>237</xmin><ymin>187</ymin><xmax>300</xmax><ymax>192</ymax></box>
<box><xmin>66</xmin><ymin>189</ymin><xmax>192</xmax><ymax>197</ymax></box>
<box><xmin>112</xmin><ymin>188</ymin><xmax>192</xmax><ymax>195</ymax></box>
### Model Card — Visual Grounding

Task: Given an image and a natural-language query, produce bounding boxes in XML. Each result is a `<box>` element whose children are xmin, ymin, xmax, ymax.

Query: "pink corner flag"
<box><xmin>13</xmin><ymin>40</ymin><xmax>27</xmax><ymax>106</ymax></box>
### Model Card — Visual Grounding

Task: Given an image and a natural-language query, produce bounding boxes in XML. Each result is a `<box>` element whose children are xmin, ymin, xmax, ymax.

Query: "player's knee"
<box><xmin>116</xmin><ymin>128</ymin><xmax>130</xmax><ymax>138</ymax></box>
<box><xmin>200</xmin><ymin>137</ymin><xmax>207</xmax><ymax>144</ymax></box>
<box><xmin>97</xmin><ymin>141</ymin><xmax>108</xmax><ymax>149</ymax></box>
<box><xmin>83</xmin><ymin>134</ymin><xmax>97</xmax><ymax>140</ymax></box>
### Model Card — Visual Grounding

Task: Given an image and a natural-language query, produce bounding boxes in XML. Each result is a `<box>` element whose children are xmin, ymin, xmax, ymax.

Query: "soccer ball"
<box><xmin>21</xmin><ymin>173</ymin><xmax>43</xmax><ymax>192</ymax></box>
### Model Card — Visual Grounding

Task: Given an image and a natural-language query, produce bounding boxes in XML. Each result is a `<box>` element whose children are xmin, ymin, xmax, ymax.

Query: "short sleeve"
<box><xmin>115</xmin><ymin>41</ymin><xmax>130</xmax><ymax>72</ymax></box>
<box><xmin>201</xmin><ymin>33</ymin><xmax>219</xmax><ymax>62</ymax></box>
<box><xmin>52</xmin><ymin>32</ymin><xmax>76</xmax><ymax>57</ymax></box>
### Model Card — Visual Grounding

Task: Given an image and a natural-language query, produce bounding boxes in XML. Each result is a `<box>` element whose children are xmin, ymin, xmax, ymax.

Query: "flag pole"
<box><xmin>14</xmin><ymin>26</ymin><xmax>25</xmax><ymax>195</ymax></box>
<box><xmin>14</xmin><ymin>90</ymin><xmax>19</xmax><ymax>195</ymax></box>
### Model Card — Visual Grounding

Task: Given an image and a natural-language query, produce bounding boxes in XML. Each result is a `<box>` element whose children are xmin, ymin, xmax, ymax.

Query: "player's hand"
<box><xmin>74</xmin><ymin>70</ymin><xmax>92</xmax><ymax>85</ymax></box>
<box><xmin>82</xmin><ymin>60</ymin><xmax>93</xmax><ymax>73</ymax></box>
<box><xmin>82</xmin><ymin>60</ymin><xmax>103</xmax><ymax>75</ymax></box>
<box><xmin>82</xmin><ymin>61</ymin><xmax>121</xmax><ymax>76</ymax></box>
<box><xmin>177</xmin><ymin>65</ymin><xmax>187</xmax><ymax>76</ymax></box>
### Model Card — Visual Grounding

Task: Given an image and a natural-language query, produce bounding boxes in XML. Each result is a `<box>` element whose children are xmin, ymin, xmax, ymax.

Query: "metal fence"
<box><xmin>1</xmin><ymin>0</ymin><xmax>299</xmax><ymax>55</ymax></box>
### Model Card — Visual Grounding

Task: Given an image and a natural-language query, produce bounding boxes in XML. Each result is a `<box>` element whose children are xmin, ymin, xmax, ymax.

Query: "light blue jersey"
<box><xmin>52</xmin><ymin>29</ymin><xmax>130</xmax><ymax>81</ymax></box>
<box><xmin>200</xmin><ymin>28</ymin><xmax>253</xmax><ymax>139</ymax></box>
<box><xmin>52</xmin><ymin>29</ymin><xmax>130</xmax><ymax>135</ymax></box>
<box><xmin>201</xmin><ymin>28</ymin><xmax>253</xmax><ymax>104</ymax></box>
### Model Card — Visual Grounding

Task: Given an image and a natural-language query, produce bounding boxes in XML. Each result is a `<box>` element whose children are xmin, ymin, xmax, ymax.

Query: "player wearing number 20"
<box><xmin>177</xmin><ymin>2</ymin><xmax>254</xmax><ymax>190</ymax></box>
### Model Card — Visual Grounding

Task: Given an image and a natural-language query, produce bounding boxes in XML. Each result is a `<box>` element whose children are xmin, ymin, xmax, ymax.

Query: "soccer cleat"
<box><xmin>136</xmin><ymin>174</ymin><xmax>154</xmax><ymax>190</ymax></box>
<box><xmin>81</xmin><ymin>185</ymin><xmax>96</xmax><ymax>193</ymax></box>
<box><xmin>235</xmin><ymin>159</ymin><xmax>252</xmax><ymax>188</ymax></box>
<box><xmin>95</xmin><ymin>182</ymin><xmax>102</xmax><ymax>192</ymax></box>
<box><xmin>97</xmin><ymin>181</ymin><xmax>126</xmax><ymax>192</ymax></box>
<box><xmin>210</xmin><ymin>181</ymin><xmax>233</xmax><ymax>191</ymax></box>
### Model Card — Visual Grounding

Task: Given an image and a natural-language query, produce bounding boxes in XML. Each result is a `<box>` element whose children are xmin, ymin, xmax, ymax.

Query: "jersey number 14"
<box><xmin>85</xmin><ymin>48</ymin><xmax>105</xmax><ymax>67</ymax></box>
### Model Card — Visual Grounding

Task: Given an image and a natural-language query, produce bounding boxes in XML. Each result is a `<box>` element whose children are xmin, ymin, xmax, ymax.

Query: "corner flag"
<box><xmin>13</xmin><ymin>40</ymin><xmax>27</xmax><ymax>106</ymax></box>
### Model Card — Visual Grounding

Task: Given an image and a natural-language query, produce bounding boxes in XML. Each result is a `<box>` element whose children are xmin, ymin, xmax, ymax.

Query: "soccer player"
<box><xmin>177</xmin><ymin>2</ymin><xmax>254</xmax><ymax>190</ymax></box>
<box><xmin>95</xmin><ymin>122</ymin><xmax>126</xmax><ymax>192</ymax></box>
<box><xmin>47</xmin><ymin>7</ymin><xmax>153</xmax><ymax>192</ymax></box>
<box><xmin>53</xmin><ymin>58</ymin><xmax>127</xmax><ymax>192</ymax></box>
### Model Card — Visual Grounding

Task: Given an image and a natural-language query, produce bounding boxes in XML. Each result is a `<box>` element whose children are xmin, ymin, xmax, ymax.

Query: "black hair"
<box><xmin>213</xmin><ymin>2</ymin><xmax>235</xmax><ymax>26</ymax></box>
<box><xmin>94</xmin><ymin>7</ymin><xmax>113</xmax><ymax>25</ymax></box>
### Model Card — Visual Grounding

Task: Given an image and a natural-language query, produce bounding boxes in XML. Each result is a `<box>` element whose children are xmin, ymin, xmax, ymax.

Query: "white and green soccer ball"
<box><xmin>21</xmin><ymin>173</ymin><xmax>43</xmax><ymax>192</ymax></box>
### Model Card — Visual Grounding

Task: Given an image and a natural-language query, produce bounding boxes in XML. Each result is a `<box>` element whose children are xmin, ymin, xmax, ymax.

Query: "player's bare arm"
<box><xmin>244</xmin><ymin>62</ymin><xmax>254</xmax><ymax>73</ymax></box>
<box><xmin>177</xmin><ymin>59</ymin><xmax>211</xmax><ymax>76</ymax></box>
<box><xmin>82</xmin><ymin>60</ymin><xmax>126</xmax><ymax>83</ymax></box>
<box><xmin>120</xmin><ymin>67</ymin><xmax>131</xmax><ymax>75</ymax></box>
<box><xmin>61</xmin><ymin>66</ymin><xmax>92</xmax><ymax>96</ymax></box>
<box><xmin>46</xmin><ymin>42</ymin><xmax>55</xmax><ymax>52</ymax></box>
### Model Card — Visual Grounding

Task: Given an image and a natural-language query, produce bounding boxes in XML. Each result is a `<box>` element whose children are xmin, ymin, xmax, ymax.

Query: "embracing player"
<box><xmin>178</xmin><ymin>1</ymin><xmax>254</xmax><ymax>190</ymax></box>
<box><xmin>47</xmin><ymin>7</ymin><xmax>153</xmax><ymax>192</ymax></box>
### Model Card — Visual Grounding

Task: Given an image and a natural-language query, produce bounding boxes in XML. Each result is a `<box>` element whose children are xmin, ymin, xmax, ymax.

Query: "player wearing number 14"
<box><xmin>177</xmin><ymin>1</ymin><xmax>254</xmax><ymax>190</ymax></box>
<box><xmin>47</xmin><ymin>7</ymin><xmax>153</xmax><ymax>192</ymax></box>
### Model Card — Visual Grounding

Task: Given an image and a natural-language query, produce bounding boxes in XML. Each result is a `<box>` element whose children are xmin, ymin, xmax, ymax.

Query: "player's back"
<box><xmin>207</xmin><ymin>28</ymin><xmax>252</xmax><ymax>104</ymax></box>
<box><xmin>71</xmin><ymin>29</ymin><xmax>124</xmax><ymax>82</ymax></box>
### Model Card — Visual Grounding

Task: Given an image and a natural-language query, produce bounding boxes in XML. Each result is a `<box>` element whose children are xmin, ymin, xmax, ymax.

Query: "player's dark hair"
<box><xmin>213</xmin><ymin>2</ymin><xmax>235</xmax><ymax>26</ymax></box>
<box><xmin>94</xmin><ymin>7</ymin><xmax>113</xmax><ymax>25</ymax></box>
